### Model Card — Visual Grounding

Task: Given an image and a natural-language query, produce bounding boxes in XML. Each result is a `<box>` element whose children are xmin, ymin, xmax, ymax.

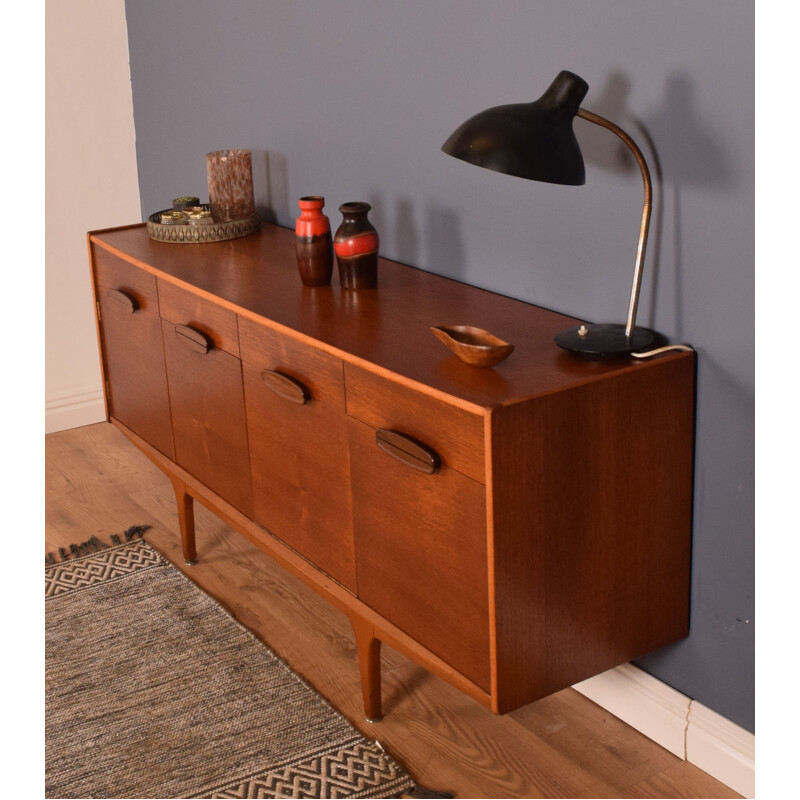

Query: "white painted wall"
<box><xmin>45</xmin><ymin>0</ymin><xmax>140</xmax><ymax>432</ymax></box>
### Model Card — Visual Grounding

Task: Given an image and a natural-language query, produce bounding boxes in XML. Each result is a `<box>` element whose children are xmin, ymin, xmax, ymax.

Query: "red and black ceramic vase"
<box><xmin>333</xmin><ymin>202</ymin><xmax>379</xmax><ymax>290</ymax></box>
<box><xmin>294</xmin><ymin>196</ymin><xmax>334</xmax><ymax>286</ymax></box>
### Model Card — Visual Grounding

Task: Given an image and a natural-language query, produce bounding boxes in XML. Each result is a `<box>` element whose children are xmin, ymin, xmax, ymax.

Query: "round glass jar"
<box><xmin>160</xmin><ymin>210</ymin><xmax>187</xmax><ymax>225</ymax></box>
<box><xmin>187</xmin><ymin>210</ymin><xmax>214</xmax><ymax>226</ymax></box>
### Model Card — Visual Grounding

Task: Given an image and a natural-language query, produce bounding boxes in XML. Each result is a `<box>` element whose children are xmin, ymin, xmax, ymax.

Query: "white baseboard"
<box><xmin>573</xmin><ymin>663</ymin><xmax>689</xmax><ymax>758</ymax></box>
<box><xmin>572</xmin><ymin>664</ymin><xmax>754</xmax><ymax>798</ymax></box>
<box><xmin>45</xmin><ymin>385</ymin><xmax>106</xmax><ymax>434</ymax></box>
<box><xmin>686</xmin><ymin>700</ymin><xmax>755</xmax><ymax>799</ymax></box>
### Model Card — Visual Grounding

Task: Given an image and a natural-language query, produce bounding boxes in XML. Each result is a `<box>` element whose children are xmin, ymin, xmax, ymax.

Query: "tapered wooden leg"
<box><xmin>170</xmin><ymin>476</ymin><xmax>197</xmax><ymax>565</ymax></box>
<box><xmin>350</xmin><ymin>616</ymin><xmax>383</xmax><ymax>722</ymax></box>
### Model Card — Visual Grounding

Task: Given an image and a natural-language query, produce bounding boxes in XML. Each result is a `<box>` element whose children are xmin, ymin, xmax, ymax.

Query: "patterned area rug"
<box><xmin>45</xmin><ymin>534</ymin><xmax>418</xmax><ymax>799</ymax></box>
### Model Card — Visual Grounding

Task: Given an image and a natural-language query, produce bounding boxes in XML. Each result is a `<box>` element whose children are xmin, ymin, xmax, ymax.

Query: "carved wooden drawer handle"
<box><xmin>174</xmin><ymin>324</ymin><xmax>213</xmax><ymax>354</ymax></box>
<box><xmin>107</xmin><ymin>288</ymin><xmax>138</xmax><ymax>313</ymax></box>
<box><xmin>261</xmin><ymin>369</ymin><xmax>311</xmax><ymax>405</ymax></box>
<box><xmin>375</xmin><ymin>429</ymin><xmax>441</xmax><ymax>474</ymax></box>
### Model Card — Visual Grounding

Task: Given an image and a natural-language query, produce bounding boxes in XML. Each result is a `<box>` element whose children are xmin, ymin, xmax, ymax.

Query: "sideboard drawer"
<box><xmin>158</xmin><ymin>279</ymin><xmax>240</xmax><ymax>357</ymax></box>
<box><xmin>344</xmin><ymin>363</ymin><xmax>486</xmax><ymax>484</ymax></box>
<box><xmin>95</xmin><ymin>247</ymin><xmax>159</xmax><ymax>308</ymax></box>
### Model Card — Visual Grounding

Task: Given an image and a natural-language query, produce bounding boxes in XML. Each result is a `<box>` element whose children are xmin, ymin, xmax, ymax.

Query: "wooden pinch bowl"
<box><xmin>431</xmin><ymin>325</ymin><xmax>514</xmax><ymax>367</ymax></box>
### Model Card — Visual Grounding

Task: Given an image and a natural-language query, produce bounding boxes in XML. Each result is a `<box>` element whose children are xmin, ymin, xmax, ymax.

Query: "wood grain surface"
<box><xmin>488</xmin><ymin>355</ymin><xmax>695</xmax><ymax>712</ymax></box>
<box><xmin>240</xmin><ymin>316</ymin><xmax>357</xmax><ymax>591</ymax></box>
<box><xmin>344</xmin><ymin>362</ymin><xmax>486</xmax><ymax>483</ymax></box>
<box><xmin>348</xmin><ymin>416</ymin><xmax>491</xmax><ymax>691</ymax></box>
<box><xmin>92</xmin><ymin>245</ymin><xmax>174</xmax><ymax>459</ymax></box>
<box><xmin>158</xmin><ymin>278</ymin><xmax>241</xmax><ymax>357</ymax></box>
<box><xmin>161</xmin><ymin>318</ymin><xmax>253</xmax><ymax>517</ymax></box>
<box><xmin>89</xmin><ymin>224</ymin><xmax>688</xmax><ymax>411</ymax></box>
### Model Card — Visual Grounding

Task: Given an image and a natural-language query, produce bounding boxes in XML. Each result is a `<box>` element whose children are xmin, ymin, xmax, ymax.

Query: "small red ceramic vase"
<box><xmin>295</xmin><ymin>196</ymin><xmax>334</xmax><ymax>286</ymax></box>
<box><xmin>333</xmin><ymin>202</ymin><xmax>379</xmax><ymax>290</ymax></box>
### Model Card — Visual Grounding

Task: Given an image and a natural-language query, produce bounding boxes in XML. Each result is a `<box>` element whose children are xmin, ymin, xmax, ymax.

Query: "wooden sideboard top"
<box><xmin>89</xmin><ymin>222</ymin><xmax>690</xmax><ymax>411</ymax></box>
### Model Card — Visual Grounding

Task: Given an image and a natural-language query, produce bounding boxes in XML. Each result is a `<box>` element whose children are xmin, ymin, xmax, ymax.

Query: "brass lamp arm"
<box><xmin>576</xmin><ymin>108</ymin><xmax>652</xmax><ymax>338</ymax></box>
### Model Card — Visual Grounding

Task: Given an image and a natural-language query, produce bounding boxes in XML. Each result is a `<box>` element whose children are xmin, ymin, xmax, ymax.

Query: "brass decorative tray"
<box><xmin>146</xmin><ymin>206</ymin><xmax>261</xmax><ymax>244</ymax></box>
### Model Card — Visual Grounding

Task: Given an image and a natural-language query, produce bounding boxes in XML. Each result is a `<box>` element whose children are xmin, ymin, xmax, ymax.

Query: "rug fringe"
<box><xmin>124</xmin><ymin>524</ymin><xmax>151</xmax><ymax>541</ymax></box>
<box><xmin>46</xmin><ymin>526</ymin><xmax>151</xmax><ymax>566</ymax></box>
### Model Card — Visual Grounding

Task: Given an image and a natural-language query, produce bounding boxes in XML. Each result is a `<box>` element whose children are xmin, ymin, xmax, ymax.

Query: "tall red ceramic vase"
<box><xmin>294</xmin><ymin>196</ymin><xmax>333</xmax><ymax>286</ymax></box>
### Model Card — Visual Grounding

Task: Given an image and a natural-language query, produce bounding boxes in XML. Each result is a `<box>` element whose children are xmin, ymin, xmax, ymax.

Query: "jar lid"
<box><xmin>160</xmin><ymin>210</ymin><xmax>187</xmax><ymax>224</ymax></box>
<box><xmin>172</xmin><ymin>196</ymin><xmax>202</xmax><ymax>212</ymax></box>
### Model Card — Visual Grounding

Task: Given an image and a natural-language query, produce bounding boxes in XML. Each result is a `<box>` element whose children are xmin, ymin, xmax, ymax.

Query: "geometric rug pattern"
<box><xmin>45</xmin><ymin>537</ymin><xmax>417</xmax><ymax>799</ymax></box>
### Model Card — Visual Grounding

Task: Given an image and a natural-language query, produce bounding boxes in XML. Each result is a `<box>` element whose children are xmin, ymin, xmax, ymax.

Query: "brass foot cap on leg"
<box><xmin>365</xmin><ymin>716</ymin><xmax>383</xmax><ymax>723</ymax></box>
<box><xmin>185</xmin><ymin>559</ymin><xmax>198</xmax><ymax>566</ymax></box>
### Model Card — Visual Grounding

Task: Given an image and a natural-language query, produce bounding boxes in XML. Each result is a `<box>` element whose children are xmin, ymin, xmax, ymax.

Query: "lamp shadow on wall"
<box><xmin>579</xmin><ymin>72</ymin><xmax>730</xmax><ymax>339</ymax></box>
<box><xmin>643</xmin><ymin>74</ymin><xmax>730</xmax><ymax>340</ymax></box>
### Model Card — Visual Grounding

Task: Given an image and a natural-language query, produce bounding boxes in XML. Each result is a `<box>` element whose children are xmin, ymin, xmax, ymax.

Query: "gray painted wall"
<box><xmin>124</xmin><ymin>0</ymin><xmax>754</xmax><ymax>731</ymax></box>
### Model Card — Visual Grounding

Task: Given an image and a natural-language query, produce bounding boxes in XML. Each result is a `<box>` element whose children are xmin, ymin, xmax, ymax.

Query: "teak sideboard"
<box><xmin>88</xmin><ymin>222</ymin><xmax>695</xmax><ymax>719</ymax></box>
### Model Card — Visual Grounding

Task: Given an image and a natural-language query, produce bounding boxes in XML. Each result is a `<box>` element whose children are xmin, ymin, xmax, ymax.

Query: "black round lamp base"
<box><xmin>554</xmin><ymin>323</ymin><xmax>659</xmax><ymax>360</ymax></box>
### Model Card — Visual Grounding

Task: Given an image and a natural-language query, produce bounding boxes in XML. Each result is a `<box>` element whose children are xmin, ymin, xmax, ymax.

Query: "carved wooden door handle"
<box><xmin>261</xmin><ymin>369</ymin><xmax>311</xmax><ymax>405</ymax></box>
<box><xmin>106</xmin><ymin>288</ymin><xmax>138</xmax><ymax>313</ymax></box>
<box><xmin>375</xmin><ymin>429</ymin><xmax>441</xmax><ymax>474</ymax></box>
<box><xmin>174</xmin><ymin>324</ymin><xmax>213</xmax><ymax>354</ymax></box>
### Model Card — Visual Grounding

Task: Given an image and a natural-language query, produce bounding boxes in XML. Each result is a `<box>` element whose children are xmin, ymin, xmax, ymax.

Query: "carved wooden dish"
<box><xmin>431</xmin><ymin>325</ymin><xmax>514</xmax><ymax>367</ymax></box>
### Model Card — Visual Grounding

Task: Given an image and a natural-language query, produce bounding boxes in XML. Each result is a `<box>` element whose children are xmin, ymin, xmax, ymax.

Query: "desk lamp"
<box><xmin>442</xmin><ymin>70</ymin><xmax>659</xmax><ymax>359</ymax></box>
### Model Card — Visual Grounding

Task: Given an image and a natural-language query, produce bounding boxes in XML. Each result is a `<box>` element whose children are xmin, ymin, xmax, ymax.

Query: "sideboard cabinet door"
<box><xmin>92</xmin><ymin>247</ymin><xmax>174</xmax><ymax>459</ymax></box>
<box><xmin>159</xmin><ymin>283</ymin><xmax>253</xmax><ymax>517</ymax></box>
<box><xmin>347</xmin><ymin>416</ymin><xmax>491</xmax><ymax>692</ymax></box>
<box><xmin>239</xmin><ymin>318</ymin><xmax>356</xmax><ymax>592</ymax></box>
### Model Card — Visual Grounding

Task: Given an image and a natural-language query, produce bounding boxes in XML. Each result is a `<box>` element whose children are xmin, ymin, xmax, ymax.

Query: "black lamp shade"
<box><xmin>440</xmin><ymin>69</ymin><xmax>665</xmax><ymax>359</ymax></box>
<box><xmin>441</xmin><ymin>70</ymin><xmax>589</xmax><ymax>185</ymax></box>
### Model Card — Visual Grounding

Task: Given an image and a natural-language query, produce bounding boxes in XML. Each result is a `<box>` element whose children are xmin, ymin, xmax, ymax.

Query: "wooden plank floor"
<box><xmin>45</xmin><ymin>422</ymin><xmax>741</xmax><ymax>799</ymax></box>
